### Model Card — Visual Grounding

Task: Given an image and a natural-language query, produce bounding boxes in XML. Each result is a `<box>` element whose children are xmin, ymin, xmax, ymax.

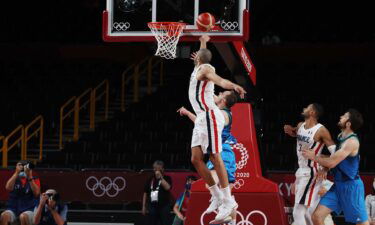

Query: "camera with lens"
<box><xmin>20</xmin><ymin>161</ymin><xmax>35</xmax><ymax>171</ymax></box>
<box><xmin>46</xmin><ymin>192</ymin><xmax>60</xmax><ymax>203</ymax></box>
<box><xmin>23</xmin><ymin>162</ymin><xmax>35</xmax><ymax>170</ymax></box>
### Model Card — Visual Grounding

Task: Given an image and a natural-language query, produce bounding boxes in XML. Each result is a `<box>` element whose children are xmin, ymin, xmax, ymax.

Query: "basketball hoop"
<box><xmin>148</xmin><ymin>22</ymin><xmax>186</xmax><ymax>59</ymax></box>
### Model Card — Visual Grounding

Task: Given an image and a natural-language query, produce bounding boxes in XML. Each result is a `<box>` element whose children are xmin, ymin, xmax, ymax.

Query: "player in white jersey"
<box><xmin>188</xmin><ymin>35</ymin><xmax>246</xmax><ymax>223</ymax></box>
<box><xmin>284</xmin><ymin>103</ymin><xmax>336</xmax><ymax>225</ymax></box>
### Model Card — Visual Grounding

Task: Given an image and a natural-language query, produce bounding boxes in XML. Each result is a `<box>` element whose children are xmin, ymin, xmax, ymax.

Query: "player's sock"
<box><xmin>209</xmin><ymin>184</ymin><xmax>223</xmax><ymax>200</ymax></box>
<box><xmin>221</xmin><ymin>186</ymin><xmax>232</xmax><ymax>200</ymax></box>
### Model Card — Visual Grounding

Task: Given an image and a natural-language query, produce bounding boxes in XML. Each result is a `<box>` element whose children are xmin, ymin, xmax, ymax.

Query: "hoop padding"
<box><xmin>148</xmin><ymin>22</ymin><xmax>186</xmax><ymax>59</ymax></box>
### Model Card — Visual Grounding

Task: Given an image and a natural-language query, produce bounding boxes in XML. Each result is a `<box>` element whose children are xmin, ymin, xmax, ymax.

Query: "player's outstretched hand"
<box><xmin>177</xmin><ymin>107</ymin><xmax>189</xmax><ymax>116</ymax></box>
<box><xmin>190</xmin><ymin>51</ymin><xmax>198</xmax><ymax>61</ymax></box>
<box><xmin>284</xmin><ymin>125</ymin><xmax>296</xmax><ymax>136</ymax></box>
<box><xmin>234</xmin><ymin>85</ymin><xmax>246</xmax><ymax>99</ymax></box>
<box><xmin>199</xmin><ymin>34</ymin><xmax>210</xmax><ymax>43</ymax></box>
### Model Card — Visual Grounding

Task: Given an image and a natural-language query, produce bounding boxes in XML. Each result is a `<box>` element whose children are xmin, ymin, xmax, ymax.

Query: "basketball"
<box><xmin>196</xmin><ymin>12</ymin><xmax>216</xmax><ymax>31</ymax></box>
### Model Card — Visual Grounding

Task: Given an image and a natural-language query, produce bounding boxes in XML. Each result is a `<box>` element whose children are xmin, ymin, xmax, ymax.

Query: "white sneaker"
<box><xmin>214</xmin><ymin>197</ymin><xmax>238</xmax><ymax>221</ymax></box>
<box><xmin>205</xmin><ymin>196</ymin><xmax>222</xmax><ymax>214</ymax></box>
<box><xmin>209</xmin><ymin>216</ymin><xmax>232</xmax><ymax>224</ymax></box>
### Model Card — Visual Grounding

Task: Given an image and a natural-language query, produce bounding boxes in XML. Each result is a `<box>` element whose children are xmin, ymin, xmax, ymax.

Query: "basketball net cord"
<box><xmin>148</xmin><ymin>23</ymin><xmax>185</xmax><ymax>59</ymax></box>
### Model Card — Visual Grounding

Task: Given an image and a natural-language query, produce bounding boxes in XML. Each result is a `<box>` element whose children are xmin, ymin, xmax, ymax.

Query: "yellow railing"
<box><xmin>60</xmin><ymin>96</ymin><xmax>76</xmax><ymax>149</ymax></box>
<box><xmin>93</xmin><ymin>80</ymin><xmax>109</xmax><ymax>123</ymax></box>
<box><xmin>121</xmin><ymin>64</ymin><xmax>135</xmax><ymax>112</ymax></box>
<box><xmin>2</xmin><ymin>57</ymin><xmax>162</xmax><ymax>167</ymax></box>
<box><xmin>121</xmin><ymin>57</ymin><xmax>164</xmax><ymax>111</ymax></box>
<box><xmin>24</xmin><ymin>115</ymin><xmax>44</xmax><ymax>161</ymax></box>
<box><xmin>74</xmin><ymin>88</ymin><xmax>92</xmax><ymax>141</ymax></box>
<box><xmin>0</xmin><ymin>136</ymin><xmax>4</xmax><ymax>153</ymax></box>
<box><xmin>2</xmin><ymin>125</ymin><xmax>24</xmax><ymax>168</ymax></box>
<box><xmin>59</xmin><ymin>80</ymin><xmax>109</xmax><ymax>149</ymax></box>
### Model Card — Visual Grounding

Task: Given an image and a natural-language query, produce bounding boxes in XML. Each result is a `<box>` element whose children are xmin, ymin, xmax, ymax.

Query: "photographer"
<box><xmin>142</xmin><ymin>160</ymin><xmax>172</xmax><ymax>225</ymax></box>
<box><xmin>33</xmin><ymin>189</ymin><xmax>67</xmax><ymax>225</ymax></box>
<box><xmin>0</xmin><ymin>161</ymin><xmax>40</xmax><ymax>225</ymax></box>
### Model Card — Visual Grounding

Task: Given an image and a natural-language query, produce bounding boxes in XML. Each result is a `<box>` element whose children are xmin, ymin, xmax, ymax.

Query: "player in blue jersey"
<box><xmin>302</xmin><ymin>109</ymin><xmax>368</xmax><ymax>225</ymax></box>
<box><xmin>178</xmin><ymin>90</ymin><xmax>238</xmax><ymax>225</ymax></box>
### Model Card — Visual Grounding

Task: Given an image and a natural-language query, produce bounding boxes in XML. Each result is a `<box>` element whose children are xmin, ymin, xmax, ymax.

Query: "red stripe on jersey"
<box><xmin>210</xmin><ymin>110</ymin><xmax>219</xmax><ymax>154</ymax></box>
<box><xmin>201</xmin><ymin>81</ymin><xmax>209</xmax><ymax>111</ymax></box>
<box><xmin>307</xmin><ymin>179</ymin><xmax>317</xmax><ymax>207</ymax></box>
<box><xmin>307</xmin><ymin>142</ymin><xmax>324</xmax><ymax>206</ymax></box>
<box><xmin>313</xmin><ymin>143</ymin><xmax>324</xmax><ymax>172</ymax></box>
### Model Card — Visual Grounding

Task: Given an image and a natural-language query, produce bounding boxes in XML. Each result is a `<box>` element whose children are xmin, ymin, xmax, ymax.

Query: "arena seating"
<box><xmin>34</xmin><ymin>59</ymin><xmax>194</xmax><ymax>170</ymax></box>
<box><xmin>2</xmin><ymin>57</ymin><xmax>374</xmax><ymax>173</ymax></box>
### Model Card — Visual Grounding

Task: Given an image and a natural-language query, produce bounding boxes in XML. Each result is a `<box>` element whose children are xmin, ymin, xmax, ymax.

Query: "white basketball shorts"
<box><xmin>191</xmin><ymin>108</ymin><xmax>225</xmax><ymax>154</ymax></box>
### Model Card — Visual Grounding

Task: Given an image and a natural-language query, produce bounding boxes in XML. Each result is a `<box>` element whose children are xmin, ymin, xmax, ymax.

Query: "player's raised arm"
<box><xmin>283</xmin><ymin>122</ymin><xmax>303</xmax><ymax>137</ymax></box>
<box><xmin>196</xmin><ymin>66</ymin><xmax>246</xmax><ymax>98</ymax></box>
<box><xmin>199</xmin><ymin>34</ymin><xmax>210</xmax><ymax>49</ymax></box>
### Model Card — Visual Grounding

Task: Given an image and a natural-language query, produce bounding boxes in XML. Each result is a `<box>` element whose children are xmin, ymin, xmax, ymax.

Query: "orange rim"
<box><xmin>148</xmin><ymin>22</ymin><xmax>186</xmax><ymax>30</ymax></box>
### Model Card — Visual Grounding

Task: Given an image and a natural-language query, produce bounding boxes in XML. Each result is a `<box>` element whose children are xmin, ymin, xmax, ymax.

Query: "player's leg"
<box><xmin>208</xmin><ymin>109</ymin><xmax>236</xmax><ymax>205</ymax></box>
<box><xmin>191</xmin><ymin>146</ymin><xmax>224</xmax><ymax>214</ymax></box>
<box><xmin>209</xmin><ymin>153</ymin><xmax>237</xmax><ymax>222</ymax></box>
<box><xmin>339</xmin><ymin>180</ymin><xmax>369</xmax><ymax>225</ymax></box>
<box><xmin>209</xmin><ymin>163</ymin><xmax>237</xmax><ymax>224</ymax></box>
<box><xmin>312</xmin><ymin>184</ymin><xmax>341</xmax><ymax>225</ymax></box>
<box><xmin>209</xmin><ymin>153</ymin><xmax>229</xmax><ymax>190</ymax></box>
<box><xmin>293</xmin><ymin>175</ymin><xmax>309</xmax><ymax>225</ymax></box>
<box><xmin>306</xmin><ymin>182</ymin><xmax>323</xmax><ymax>225</ymax></box>
<box><xmin>191</xmin><ymin>146</ymin><xmax>216</xmax><ymax>186</ymax></box>
<box><xmin>311</xmin><ymin>205</ymin><xmax>332</xmax><ymax>225</ymax></box>
<box><xmin>356</xmin><ymin>222</ymin><xmax>370</xmax><ymax>225</ymax></box>
<box><xmin>323</xmin><ymin>213</ymin><xmax>335</xmax><ymax>225</ymax></box>
<box><xmin>293</xmin><ymin>203</ymin><xmax>308</xmax><ymax>225</ymax></box>
<box><xmin>229</xmin><ymin>183</ymin><xmax>237</xmax><ymax>225</ymax></box>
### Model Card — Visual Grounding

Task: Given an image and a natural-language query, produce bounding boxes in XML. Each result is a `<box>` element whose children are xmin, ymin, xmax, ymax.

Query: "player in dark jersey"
<box><xmin>303</xmin><ymin>109</ymin><xmax>368</xmax><ymax>225</ymax></box>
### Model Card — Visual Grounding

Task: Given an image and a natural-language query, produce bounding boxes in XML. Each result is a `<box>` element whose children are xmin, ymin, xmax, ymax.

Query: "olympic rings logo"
<box><xmin>200</xmin><ymin>209</ymin><xmax>268</xmax><ymax>225</ymax></box>
<box><xmin>113</xmin><ymin>22</ymin><xmax>131</xmax><ymax>31</ymax></box>
<box><xmin>85</xmin><ymin>176</ymin><xmax>126</xmax><ymax>197</ymax></box>
<box><xmin>220</xmin><ymin>21</ymin><xmax>239</xmax><ymax>31</ymax></box>
<box><xmin>233</xmin><ymin>143</ymin><xmax>249</xmax><ymax>170</ymax></box>
<box><xmin>233</xmin><ymin>179</ymin><xmax>245</xmax><ymax>190</ymax></box>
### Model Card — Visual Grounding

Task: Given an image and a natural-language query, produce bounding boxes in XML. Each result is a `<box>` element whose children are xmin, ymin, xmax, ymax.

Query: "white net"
<box><xmin>148</xmin><ymin>22</ymin><xmax>186</xmax><ymax>59</ymax></box>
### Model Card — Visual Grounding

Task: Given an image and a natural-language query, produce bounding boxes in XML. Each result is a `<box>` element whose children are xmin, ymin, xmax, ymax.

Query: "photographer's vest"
<box><xmin>6</xmin><ymin>177</ymin><xmax>40</xmax><ymax>215</ymax></box>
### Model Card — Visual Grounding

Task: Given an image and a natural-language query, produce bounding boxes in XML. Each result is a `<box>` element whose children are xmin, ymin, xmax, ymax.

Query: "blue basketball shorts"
<box><xmin>319</xmin><ymin>179</ymin><xmax>368</xmax><ymax>223</ymax></box>
<box><xmin>206</xmin><ymin>143</ymin><xmax>236</xmax><ymax>183</ymax></box>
